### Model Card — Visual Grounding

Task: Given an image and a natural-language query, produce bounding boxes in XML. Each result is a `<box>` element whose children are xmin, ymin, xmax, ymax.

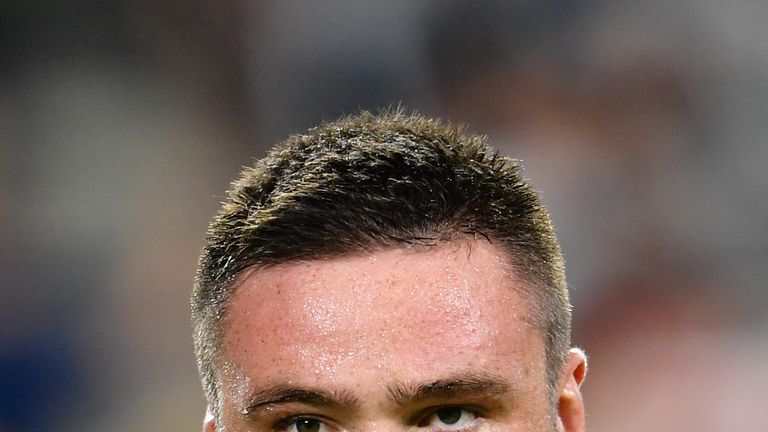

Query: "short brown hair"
<box><xmin>192</xmin><ymin>110</ymin><xmax>571</xmax><ymax>409</ymax></box>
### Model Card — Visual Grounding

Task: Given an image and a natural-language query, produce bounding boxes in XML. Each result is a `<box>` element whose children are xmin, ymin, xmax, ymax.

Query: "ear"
<box><xmin>556</xmin><ymin>348</ymin><xmax>587</xmax><ymax>432</ymax></box>
<box><xmin>203</xmin><ymin>405</ymin><xmax>217</xmax><ymax>432</ymax></box>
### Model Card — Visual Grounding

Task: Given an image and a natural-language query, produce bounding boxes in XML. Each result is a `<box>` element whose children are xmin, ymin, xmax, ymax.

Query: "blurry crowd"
<box><xmin>1</xmin><ymin>1</ymin><xmax>767</xmax><ymax>431</ymax></box>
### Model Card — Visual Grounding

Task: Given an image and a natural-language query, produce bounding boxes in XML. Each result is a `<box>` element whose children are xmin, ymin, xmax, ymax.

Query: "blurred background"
<box><xmin>1</xmin><ymin>1</ymin><xmax>766</xmax><ymax>431</ymax></box>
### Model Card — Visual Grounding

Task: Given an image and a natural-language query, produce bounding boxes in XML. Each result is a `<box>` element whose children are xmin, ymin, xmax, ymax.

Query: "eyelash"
<box><xmin>416</xmin><ymin>406</ymin><xmax>484</xmax><ymax>430</ymax></box>
<box><xmin>273</xmin><ymin>414</ymin><xmax>336</xmax><ymax>432</ymax></box>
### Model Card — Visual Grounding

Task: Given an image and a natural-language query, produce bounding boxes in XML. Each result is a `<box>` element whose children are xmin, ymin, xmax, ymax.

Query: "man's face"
<box><xmin>209</xmin><ymin>241</ymin><xmax>585</xmax><ymax>432</ymax></box>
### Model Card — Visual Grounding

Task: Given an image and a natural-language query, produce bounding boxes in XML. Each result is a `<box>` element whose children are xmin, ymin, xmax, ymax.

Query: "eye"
<box><xmin>275</xmin><ymin>416</ymin><xmax>334</xmax><ymax>432</ymax></box>
<box><xmin>419</xmin><ymin>407</ymin><xmax>478</xmax><ymax>430</ymax></box>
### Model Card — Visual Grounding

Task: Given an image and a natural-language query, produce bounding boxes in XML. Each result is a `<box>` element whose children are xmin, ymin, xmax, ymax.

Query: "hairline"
<box><xmin>191</xmin><ymin>110</ymin><xmax>572</xmax><ymax>420</ymax></box>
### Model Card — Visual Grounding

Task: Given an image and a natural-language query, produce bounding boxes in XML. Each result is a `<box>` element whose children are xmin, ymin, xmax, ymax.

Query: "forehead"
<box><xmin>220</xmin><ymin>240</ymin><xmax>544</xmax><ymax>392</ymax></box>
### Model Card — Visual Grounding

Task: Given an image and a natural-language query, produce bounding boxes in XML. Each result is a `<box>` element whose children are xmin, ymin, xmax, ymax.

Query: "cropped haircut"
<box><xmin>192</xmin><ymin>111</ymin><xmax>571</xmax><ymax>410</ymax></box>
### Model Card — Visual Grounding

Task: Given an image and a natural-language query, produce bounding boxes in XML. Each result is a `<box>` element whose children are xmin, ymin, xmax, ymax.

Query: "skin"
<box><xmin>206</xmin><ymin>240</ymin><xmax>586</xmax><ymax>432</ymax></box>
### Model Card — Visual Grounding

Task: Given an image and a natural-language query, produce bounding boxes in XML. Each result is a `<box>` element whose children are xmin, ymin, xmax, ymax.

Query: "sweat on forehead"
<box><xmin>220</xmin><ymin>240</ymin><xmax>534</xmax><ymax>342</ymax></box>
<box><xmin>217</xmin><ymin>241</ymin><xmax>545</xmax><ymax>404</ymax></box>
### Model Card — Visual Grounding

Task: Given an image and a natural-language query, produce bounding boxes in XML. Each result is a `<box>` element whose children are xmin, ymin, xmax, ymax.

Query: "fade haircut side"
<box><xmin>192</xmin><ymin>111</ymin><xmax>571</xmax><ymax>411</ymax></box>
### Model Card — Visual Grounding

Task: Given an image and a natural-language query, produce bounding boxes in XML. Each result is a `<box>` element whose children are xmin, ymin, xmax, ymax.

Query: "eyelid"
<box><xmin>413</xmin><ymin>405</ymin><xmax>486</xmax><ymax>426</ymax></box>
<box><xmin>272</xmin><ymin>413</ymin><xmax>339</xmax><ymax>432</ymax></box>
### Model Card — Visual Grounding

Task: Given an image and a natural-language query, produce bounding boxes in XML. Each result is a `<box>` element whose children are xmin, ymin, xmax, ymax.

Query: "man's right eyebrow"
<box><xmin>241</xmin><ymin>385</ymin><xmax>360</xmax><ymax>416</ymax></box>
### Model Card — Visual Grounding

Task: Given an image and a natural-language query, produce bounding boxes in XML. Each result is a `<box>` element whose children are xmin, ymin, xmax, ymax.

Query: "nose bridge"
<box><xmin>351</xmin><ymin>419</ymin><xmax>409</xmax><ymax>432</ymax></box>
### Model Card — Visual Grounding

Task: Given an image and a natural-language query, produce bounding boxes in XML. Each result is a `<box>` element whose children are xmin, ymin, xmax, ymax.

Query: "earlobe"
<box><xmin>557</xmin><ymin>348</ymin><xmax>587</xmax><ymax>432</ymax></box>
<box><xmin>203</xmin><ymin>406</ymin><xmax>217</xmax><ymax>432</ymax></box>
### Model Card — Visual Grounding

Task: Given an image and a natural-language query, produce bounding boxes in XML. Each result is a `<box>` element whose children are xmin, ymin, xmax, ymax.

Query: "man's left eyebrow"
<box><xmin>386</xmin><ymin>371</ymin><xmax>514</xmax><ymax>406</ymax></box>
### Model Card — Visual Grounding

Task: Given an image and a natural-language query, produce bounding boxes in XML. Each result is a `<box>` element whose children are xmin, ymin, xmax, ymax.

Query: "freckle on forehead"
<box><xmin>221</xmin><ymin>240</ymin><xmax>545</xmax><ymax>412</ymax></box>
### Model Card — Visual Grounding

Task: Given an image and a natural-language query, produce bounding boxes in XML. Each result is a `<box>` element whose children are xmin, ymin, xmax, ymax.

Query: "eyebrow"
<box><xmin>387</xmin><ymin>371</ymin><xmax>514</xmax><ymax>406</ymax></box>
<box><xmin>242</xmin><ymin>384</ymin><xmax>360</xmax><ymax>416</ymax></box>
<box><xmin>241</xmin><ymin>371</ymin><xmax>514</xmax><ymax>416</ymax></box>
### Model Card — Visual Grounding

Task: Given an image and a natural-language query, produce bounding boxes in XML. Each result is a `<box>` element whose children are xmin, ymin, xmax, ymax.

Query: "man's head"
<box><xmin>192</xmin><ymin>112</ymin><xmax>586</xmax><ymax>431</ymax></box>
